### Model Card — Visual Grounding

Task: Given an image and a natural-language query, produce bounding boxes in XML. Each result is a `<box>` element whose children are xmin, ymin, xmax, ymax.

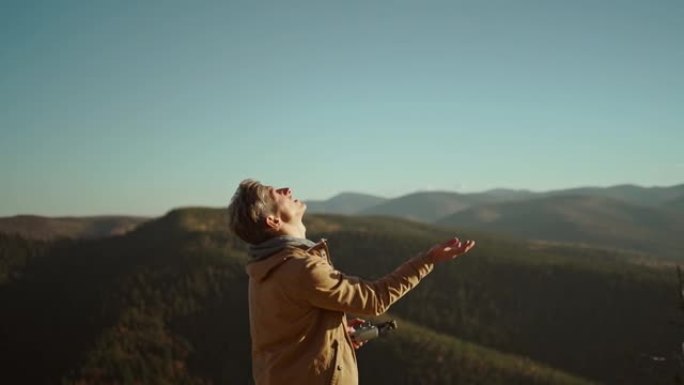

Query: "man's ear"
<box><xmin>265</xmin><ymin>214</ymin><xmax>281</xmax><ymax>232</ymax></box>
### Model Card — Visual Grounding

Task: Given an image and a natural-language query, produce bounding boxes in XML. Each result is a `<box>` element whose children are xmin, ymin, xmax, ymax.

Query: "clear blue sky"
<box><xmin>2</xmin><ymin>0</ymin><xmax>682</xmax><ymax>216</ymax></box>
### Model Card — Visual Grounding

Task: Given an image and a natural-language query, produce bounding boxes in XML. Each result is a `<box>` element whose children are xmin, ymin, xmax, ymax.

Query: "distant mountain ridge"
<box><xmin>305</xmin><ymin>183</ymin><xmax>684</xmax><ymax>258</ymax></box>
<box><xmin>306</xmin><ymin>184</ymin><xmax>684</xmax><ymax>221</ymax></box>
<box><xmin>360</xmin><ymin>191</ymin><xmax>477</xmax><ymax>222</ymax></box>
<box><xmin>305</xmin><ymin>192</ymin><xmax>387</xmax><ymax>215</ymax></box>
<box><xmin>436</xmin><ymin>194</ymin><xmax>684</xmax><ymax>258</ymax></box>
<box><xmin>543</xmin><ymin>184</ymin><xmax>684</xmax><ymax>207</ymax></box>
<box><xmin>0</xmin><ymin>215</ymin><xmax>149</xmax><ymax>240</ymax></box>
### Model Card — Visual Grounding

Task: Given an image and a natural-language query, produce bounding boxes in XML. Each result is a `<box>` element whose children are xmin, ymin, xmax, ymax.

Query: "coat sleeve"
<box><xmin>286</xmin><ymin>252</ymin><xmax>435</xmax><ymax>316</ymax></box>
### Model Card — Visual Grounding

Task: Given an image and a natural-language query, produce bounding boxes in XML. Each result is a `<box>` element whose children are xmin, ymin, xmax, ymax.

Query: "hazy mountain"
<box><xmin>0</xmin><ymin>215</ymin><xmax>149</xmax><ymax>240</ymax></box>
<box><xmin>308</xmin><ymin>184</ymin><xmax>684</xmax><ymax>223</ymax></box>
<box><xmin>476</xmin><ymin>187</ymin><xmax>537</xmax><ymax>202</ymax></box>
<box><xmin>436</xmin><ymin>194</ymin><xmax>684</xmax><ymax>259</ymax></box>
<box><xmin>304</xmin><ymin>192</ymin><xmax>387</xmax><ymax>214</ymax></box>
<box><xmin>359</xmin><ymin>191</ymin><xmax>480</xmax><ymax>222</ymax></box>
<box><xmin>542</xmin><ymin>184</ymin><xmax>684</xmax><ymax>207</ymax></box>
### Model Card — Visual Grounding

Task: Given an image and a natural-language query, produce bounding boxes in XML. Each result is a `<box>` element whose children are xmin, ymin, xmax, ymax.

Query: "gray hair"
<box><xmin>227</xmin><ymin>179</ymin><xmax>276</xmax><ymax>244</ymax></box>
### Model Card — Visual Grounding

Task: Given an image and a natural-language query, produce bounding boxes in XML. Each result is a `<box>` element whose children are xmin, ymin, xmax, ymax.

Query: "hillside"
<box><xmin>436</xmin><ymin>194</ymin><xmax>684</xmax><ymax>259</ymax></box>
<box><xmin>0</xmin><ymin>215</ymin><xmax>149</xmax><ymax>240</ymax></box>
<box><xmin>1</xmin><ymin>208</ymin><xmax>680</xmax><ymax>385</ymax></box>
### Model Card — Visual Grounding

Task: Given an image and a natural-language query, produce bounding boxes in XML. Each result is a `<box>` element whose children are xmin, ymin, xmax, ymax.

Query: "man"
<box><xmin>227</xmin><ymin>179</ymin><xmax>475</xmax><ymax>385</ymax></box>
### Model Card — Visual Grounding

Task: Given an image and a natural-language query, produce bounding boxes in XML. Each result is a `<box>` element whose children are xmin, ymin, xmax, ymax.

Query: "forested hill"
<box><xmin>0</xmin><ymin>208</ymin><xmax>680</xmax><ymax>385</ymax></box>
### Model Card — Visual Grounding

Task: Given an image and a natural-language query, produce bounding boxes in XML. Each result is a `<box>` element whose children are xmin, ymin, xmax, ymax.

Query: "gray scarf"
<box><xmin>248</xmin><ymin>235</ymin><xmax>317</xmax><ymax>261</ymax></box>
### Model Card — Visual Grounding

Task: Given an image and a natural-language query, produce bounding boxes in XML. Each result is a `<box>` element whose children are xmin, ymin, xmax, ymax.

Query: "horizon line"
<box><xmin>2</xmin><ymin>181</ymin><xmax>683</xmax><ymax>219</ymax></box>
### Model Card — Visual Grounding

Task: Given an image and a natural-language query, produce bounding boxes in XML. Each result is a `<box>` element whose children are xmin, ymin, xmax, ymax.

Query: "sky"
<box><xmin>1</xmin><ymin>0</ymin><xmax>683</xmax><ymax>216</ymax></box>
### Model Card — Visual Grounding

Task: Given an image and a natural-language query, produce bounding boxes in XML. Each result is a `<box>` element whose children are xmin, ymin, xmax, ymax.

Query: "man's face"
<box><xmin>268</xmin><ymin>186</ymin><xmax>307</xmax><ymax>223</ymax></box>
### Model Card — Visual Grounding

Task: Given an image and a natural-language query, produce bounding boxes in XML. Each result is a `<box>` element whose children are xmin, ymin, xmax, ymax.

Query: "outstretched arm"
<box><xmin>288</xmin><ymin>237</ymin><xmax>476</xmax><ymax>316</ymax></box>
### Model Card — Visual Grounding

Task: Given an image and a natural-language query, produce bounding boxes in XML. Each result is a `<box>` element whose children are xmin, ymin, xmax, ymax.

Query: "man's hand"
<box><xmin>346</xmin><ymin>318</ymin><xmax>366</xmax><ymax>350</ymax></box>
<box><xmin>426</xmin><ymin>237</ymin><xmax>476</xmax><ymax>264</ymax></box>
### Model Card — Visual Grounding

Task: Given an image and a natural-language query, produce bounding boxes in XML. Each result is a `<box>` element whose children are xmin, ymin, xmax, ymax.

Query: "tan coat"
<box><xmin>245</xmin><ymin>239</ymin><xmax>435</xmax><ymax>385</ymax></box>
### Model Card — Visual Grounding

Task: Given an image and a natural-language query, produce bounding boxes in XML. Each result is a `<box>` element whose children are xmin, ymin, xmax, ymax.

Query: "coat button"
<box><xmin>337</xmin><ymin>365</ymin><xmax>342</xmax><ymax>371</ymax></box>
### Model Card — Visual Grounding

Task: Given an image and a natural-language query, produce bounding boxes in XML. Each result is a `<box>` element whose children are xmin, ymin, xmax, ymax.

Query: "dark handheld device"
<box><xmin>350</xmin><ymin>320</ymin><xmax>398</xmax><ymax>343</ymax></box>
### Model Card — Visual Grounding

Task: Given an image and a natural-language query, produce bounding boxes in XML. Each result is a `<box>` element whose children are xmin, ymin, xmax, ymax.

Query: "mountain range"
<box><xmin>307</xmin><ymin>184</ymin><xmax>684</xmax><ymax>219</ymax></box>
<box><xmin>307</xmin><ymin>184</ymin><xmax>684</xmax><ymax>259</ymax></box>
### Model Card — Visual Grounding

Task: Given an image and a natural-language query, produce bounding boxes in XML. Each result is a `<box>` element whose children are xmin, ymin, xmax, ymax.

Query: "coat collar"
<box><xmin>245</xmin><ymin>238</ymin><xmax>330</xmax><ymax>282</ymax></box>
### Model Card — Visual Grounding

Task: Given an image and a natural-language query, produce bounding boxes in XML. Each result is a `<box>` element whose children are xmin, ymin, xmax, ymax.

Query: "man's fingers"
<box><xmin>348</xmin><ymin>318</ymin><xmax>365</xmax><ymax>327</ymax></box>
<box><xmin>448</xmin><ymin>237</ymin><xmax>460</xmax><ymax>245</ymax></box>
<box><xmin>462</xmin><ymin>240</ymin><xmax>475</xmax><ymax>252</ymax></box>
<box><xmin>428</xmin><ymin>237</ymin><xmax>475</xmax><ymax>262</ymax></box>
<box><xmin>428</xmin><ymin>237</ymin><xmax>476</xmax><ymax>263</ymax></box>
<box><xmin>442</xmin><ymin>237</ymin><xmax>462</xmax><ymax>251</ymax></box>
<box><xmin>448</xmin><ymin>240</ymin><xmax>475</xmax><ymax>255</ymax></box>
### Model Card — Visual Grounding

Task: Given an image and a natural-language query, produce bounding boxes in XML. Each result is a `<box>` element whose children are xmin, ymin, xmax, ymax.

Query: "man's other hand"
<box><xmin>426</xmin><ymin>237</ymin><xmax>476</xmax><ymax>264</ymax></box>
<box><xmin>346</xmin><ymin>318</ymin><xmax>366</xmax><ymax>350</ymax></box>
